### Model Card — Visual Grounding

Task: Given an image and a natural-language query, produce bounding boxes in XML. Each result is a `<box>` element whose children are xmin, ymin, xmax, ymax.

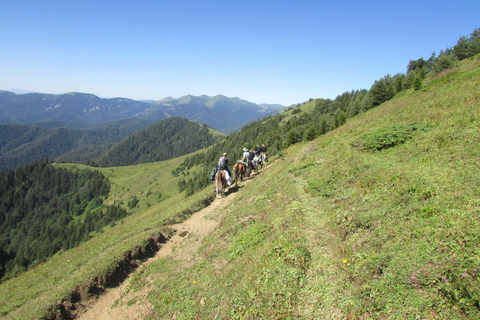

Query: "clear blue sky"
<box><xmin>1</xmin><ymin>0</ymin><xmax>479</xmax><ymax>106</ymax></box>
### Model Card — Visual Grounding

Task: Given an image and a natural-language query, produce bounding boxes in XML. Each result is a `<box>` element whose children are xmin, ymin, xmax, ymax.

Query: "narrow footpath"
<box><xmin>75</xmin><ymin>174</ymin><xmax>259</xmax><ymax>319</ymax></box>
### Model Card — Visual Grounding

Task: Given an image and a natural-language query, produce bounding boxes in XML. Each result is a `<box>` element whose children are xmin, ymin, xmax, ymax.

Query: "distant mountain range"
<box><xmin>0</xmin><ymin>91</ymin><xmax>283</xmax><ymax>133</ymax></box>
<box><xmin>0</xmin><ymin>90</ymin><xmax>283</xmax><ymax>169</ymax></box>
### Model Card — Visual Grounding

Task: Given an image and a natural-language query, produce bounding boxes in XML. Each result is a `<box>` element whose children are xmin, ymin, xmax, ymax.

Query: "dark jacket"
<box><xmin>258</xmin><ymin>146</ymin><xmax>267</xmax><ymax>153</ymax></box>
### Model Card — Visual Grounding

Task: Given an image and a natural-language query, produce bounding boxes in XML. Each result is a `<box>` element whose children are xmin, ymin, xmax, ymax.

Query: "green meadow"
<box><xmin>1</xmin><ymin>55</ymin><xmax>480</xmax><ymax>319</ymax></box>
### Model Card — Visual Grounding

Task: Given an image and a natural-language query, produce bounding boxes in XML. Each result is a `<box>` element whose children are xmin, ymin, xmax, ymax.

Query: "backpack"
<box><xmin>209</xmin><ymin>168</ymin><xmax>217</xmax><ymax>182</ymax></box>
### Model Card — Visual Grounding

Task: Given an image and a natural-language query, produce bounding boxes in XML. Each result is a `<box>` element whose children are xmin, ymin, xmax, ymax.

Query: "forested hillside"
<box><xmin>0</xmin><ymin>124</ymin><xmax>136</xmax><ymax>169</ymax></box>
<box><xmin>0</xmin><ymin>161</ymin><xmax>129</xmax><ymax>282</ymax></box>
<box><xmin>96</xmin><ymin>117</ymin><xmax>225</xmax><ymax>167</ymax></box>
<box><xmin>0</xmin><ymin>117</ymin><xmax>223</xmax><ymax>170</ymax></box>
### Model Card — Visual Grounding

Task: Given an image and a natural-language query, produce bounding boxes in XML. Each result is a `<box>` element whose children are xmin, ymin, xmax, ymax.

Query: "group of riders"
<box><xmin>211</xmin><ymin>144</ymin><xmax>268</xmax><ymax>196</ymax></box>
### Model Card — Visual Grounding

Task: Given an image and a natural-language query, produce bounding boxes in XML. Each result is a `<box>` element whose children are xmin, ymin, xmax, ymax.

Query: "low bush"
<box><xmin>356</xmin><ymin>124</ymin><xmax>419</xmax><ymax>151</ymax></box>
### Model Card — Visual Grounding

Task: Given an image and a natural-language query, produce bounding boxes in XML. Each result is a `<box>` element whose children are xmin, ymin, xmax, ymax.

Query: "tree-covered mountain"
<box><xmin>96</xmin><ymin>117</ymin><xmax>225</xmax><ymax>167</ymax></box>
<box><xmin>0</xmin><ymin>160</ymin><xmax>129</xmax><ymax>281</ymax></box>
<box><xmin>0</xmin><ymin>117</ymin><xmax>225</xmax><ymax>170</ymax></box>
<box><xmin>0</xmin><ymin>91</ymin><xmax>281</xmax><ymax>134</ymax></box>
<box><xmin>0</xmin><ymin>124</ymin><xmax>137</xmax><ymax>170</ymax></box>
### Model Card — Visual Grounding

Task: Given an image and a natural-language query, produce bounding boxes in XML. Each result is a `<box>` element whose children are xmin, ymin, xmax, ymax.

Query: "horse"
<box><xmin>233</xmin><ymin>162</ymin><xmax>245</xmax><ymax>184</ymax></box>
<box><xmin>253</xmin><ymin>155</ymin><xmax>262</xmax><ymax>171</ymax></box>
<box><xmin>256</xmin><ymin>152</ymin><xmax>268</xmax><ymax>170</ymax></box>
<box><xmin>215</xmin><ymin>170</ymin><xmax>228</xmax><ymax>198</ymax></box>
<box><xmin>260</xmin><ymin>152</ymin><xmax>269</xmax><ymax>163</ymax></box>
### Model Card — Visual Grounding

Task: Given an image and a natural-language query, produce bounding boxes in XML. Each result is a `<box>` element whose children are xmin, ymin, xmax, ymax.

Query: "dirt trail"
<box><xmin>75</xmin><ymin>183</ymin><xmax>242</xmax><ymax>320</ymax></box>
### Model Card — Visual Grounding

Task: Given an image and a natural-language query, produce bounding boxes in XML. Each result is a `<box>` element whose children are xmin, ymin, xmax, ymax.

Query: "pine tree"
<box><xmin>402</xmin><ymin>71</ymin><xmax>416</xmax><ymax>90</ymax></box>
<box><xmin>303</xmin><ymin>126</ymin><xmax>317</xmax><ymax>141</ymax></box>
<box><xmin>412</xmin><ymin>73</ymin><xmax>423</xmax><ymax>91</ymax></box>
<box><xmin>370</xmin><ymin>79</ymin><xmax>392</xmax><ymax>106</ymax></box>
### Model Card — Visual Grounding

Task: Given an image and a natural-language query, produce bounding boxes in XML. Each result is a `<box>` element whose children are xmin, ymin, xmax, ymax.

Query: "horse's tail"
<box><xmin>215</xmin><ymin>171</ymin><xmax>224</xmax><ymax>196</ymax></box>
<box><xmin>234</xmin><ymin>164</ymin><xmax>239</xmax><ymax>184</ymax></box>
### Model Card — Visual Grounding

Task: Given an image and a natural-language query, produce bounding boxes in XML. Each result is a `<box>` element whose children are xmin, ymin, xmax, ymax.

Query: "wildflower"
<box><xmin>462</xmin><ymin>273</ymin><xmax>469</xmax><ymax>278</ymax></box>
<box><xmin>193</xmin><ymin>281</ymin><xmax>196</xmax><ymax>284</ymax></box>
<box><xmin>343</xmin><ymin>259</ymin><xmax>348</xmax><ymax>264</ymax></box>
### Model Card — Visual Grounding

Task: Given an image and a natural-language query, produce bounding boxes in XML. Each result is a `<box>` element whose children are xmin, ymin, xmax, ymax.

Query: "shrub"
<box><xmin>355</xmin><ymin>124</ymin><xmax>419</xmax><ymax>152</ymax></box>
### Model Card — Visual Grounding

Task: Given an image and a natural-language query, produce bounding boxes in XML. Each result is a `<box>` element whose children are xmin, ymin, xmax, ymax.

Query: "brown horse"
<box><xmin>215</xmin><ymin>170</ymin><xmax>228</xmax><ymax>198</ymax></box>
<box><xmin>233</xmin><ymin>162</ymin><xmax>246</xmax><ymax>184</ymax></box>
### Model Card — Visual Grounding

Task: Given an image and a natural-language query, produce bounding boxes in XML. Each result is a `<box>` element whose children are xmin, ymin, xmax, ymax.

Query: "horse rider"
<box><xmin>218</xmin><ymin>153</ymin><xmax>232</xmax><ymax>182</ymax></box>
<box><xmin>258</xmin><ymin>143</ymin><xmax>267</xmax><ymax>154</ymax></box>
<box><xmin>258</xmin><ymin>144</ymin><xmax>268</xmax><ymax>162</ymax></box>
<box><xmin>247</xmin><ymin>149</ymin><xmax>257</xmax><ymax>172</ymax></box>
<box><xmin>242</xmin><ymin>147</ymin><xmax>249</xmax><ymax>162</ymax></box>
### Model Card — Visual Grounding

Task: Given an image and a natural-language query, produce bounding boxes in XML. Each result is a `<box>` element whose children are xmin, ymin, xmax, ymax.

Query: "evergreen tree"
<box><xmin>286</xmin><ymin>129</ymin><xmax>301</xmax><ymax>147</ymax></box>
<box><xmin>303</xmin><ymin>126</ymin><xmax>317</xmax><ymax>141</ymax></box>
<box><xmin>178</xmin><ymin>178</ymin><xmax>186</xmax><ymax>193</ymax></box>
<box><xmin>432</xmin><ymin>50</ymin><xmax>458</xmax><ymax>75</ymax></box>
<box><xmin>317</xmin><ymin>117</ymin><xmax>329</xmax><ymax>136</ymax></box>
<box><xmin>412</xmin><ymin>73</ymin><xmax>423</xmax><ymax>91</ymax></box>
<box><xmin>454</xmin><ymin>36</ymin><xmax>470</xmax><ymax>60</ymax></box>
<box><xmin>370</xmin><ymin>78</ymin><xmax>392</xmax><ymax>107</ymax></box>
<box><xmin>402</xmin><ymin>70</ymin><xmax>416</xmax><ymax>90</ymax></box>
<box><xmin>467</xmin><ymin>28</ymin><xmax>480</xmax><ymax>57</ymax></box>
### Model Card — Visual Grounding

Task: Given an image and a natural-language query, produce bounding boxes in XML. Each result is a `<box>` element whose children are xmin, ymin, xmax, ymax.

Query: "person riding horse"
<box><xmin>258</xmin><ymin>143</ymin><xmax>267</xmax><ymax>155</ymax></box>
<box><xmin>257</xmin><ymin>144</ymin><xmax>268</xmax><ymax>163</ymax></box>
<box><xmin>246</xmin><ymin>149</ymin><xmax>257</xmax><ymax>173</ymax></box>
<box><xmin>242</xmin><ymin>147</ymin><xmax>249</xmax><ymax>162</ymax></box>
<box><xmin>218</xmin><ymin>153</ymin><xmax>232</xmax><ymax>185</ymax></box>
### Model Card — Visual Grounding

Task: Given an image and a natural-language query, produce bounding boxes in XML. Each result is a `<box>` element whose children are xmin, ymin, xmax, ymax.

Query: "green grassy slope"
<box><xmin>1</xmin><ymin>55</ymin><xmax>479</xmax><ymax>319</ymax></box>
<box><xmin>130</xmin><ymin>56</ymin><xmax>480</xmax><ymax>319</ymax></box>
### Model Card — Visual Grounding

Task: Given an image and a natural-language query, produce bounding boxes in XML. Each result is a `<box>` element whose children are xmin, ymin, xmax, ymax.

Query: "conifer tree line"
<box><xmin>173</xmin><ymin>27</ymin><xmax>480</xmax><ymax>195</ymax></box>
<box><xmin>0</xmin><ymin>160</ymin><xmax>129</xmax><ymax>282</ymax></box>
